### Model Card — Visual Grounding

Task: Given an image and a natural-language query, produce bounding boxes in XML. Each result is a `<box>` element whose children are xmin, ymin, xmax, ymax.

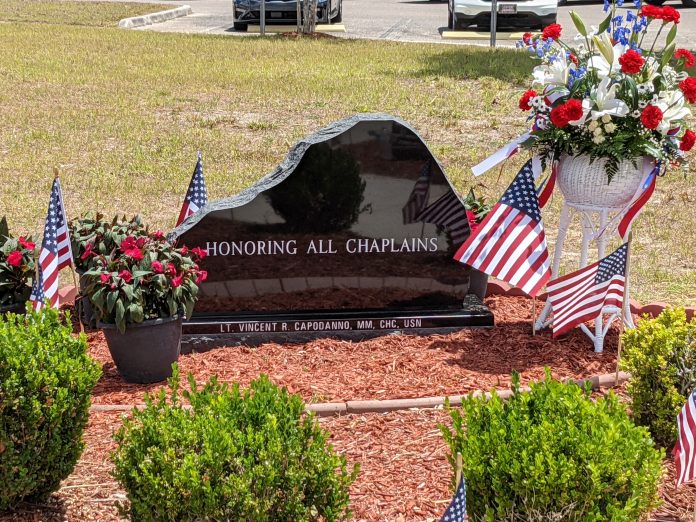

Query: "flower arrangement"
<box><xmin>84</xmin><ymin>235</ymin><xmax>207</xmax><ymax>333</ymax></box>
<box><xmin>517</xmin><ymin>1</ymin><xmax>695</xmax><ymax>181</ymax></box>
<box><xmin>463</xmin><ymin>189</ymin><xmax>493</xmax><ymax>233</ymax></box>
<box><xmin>0</xmin><ymin>217</ymin><xmax>36</xmax><ymax>307</ymax></box>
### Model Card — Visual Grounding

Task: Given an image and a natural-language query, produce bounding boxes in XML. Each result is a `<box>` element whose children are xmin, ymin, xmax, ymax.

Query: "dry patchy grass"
<box><xmin>0</xmin><ymin>8</ymin><xmax>693</xmax><ymax>305</ymax></box>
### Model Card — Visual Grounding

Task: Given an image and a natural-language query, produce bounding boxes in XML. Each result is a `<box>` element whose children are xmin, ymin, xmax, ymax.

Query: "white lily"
<box><xmin>587</xmin><ymin>33</ymin><xmax>627</xmax><ymax>79</ymax></box>
<box><xmin>655</xmin><ymin>90</ymin><xmax>692</xmax><ymax>134</ymax></box>
<box><xmin>589</xmin><ymin>77</ymin><xmax>630</xmax><ymax>120</ymax></box>
<box><xmin>532</xmin><ymin>52</ymin><xmax>570</xmax><ymax>88</ymax></box>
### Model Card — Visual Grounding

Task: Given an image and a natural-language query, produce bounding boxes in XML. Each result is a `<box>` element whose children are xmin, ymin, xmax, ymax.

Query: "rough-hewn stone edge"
<box><xmin>89</xmin><ymin>371</ymin><xmax>630</xmax><ymax>417</ymax></box>
<box><xmin>118</xmin><ymin>5</ymin><xmax>192</xmax><ymax>29</ymax></box>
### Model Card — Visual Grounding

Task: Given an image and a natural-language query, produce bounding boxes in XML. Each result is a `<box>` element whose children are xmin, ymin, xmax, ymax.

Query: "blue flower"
<box><xmin>604</xmin><ymin>0</ymin><xmax>610</xmax><ymax>11</ymax></box>
<box><xmin>626</xmin><ymin>10</ymin><xmax>635</xmax><ymax>22</ymax></box>
<box><xmin>633</xmin><ymin>0</ymin><xmax>641</xmax><ymax>7</ymax></box>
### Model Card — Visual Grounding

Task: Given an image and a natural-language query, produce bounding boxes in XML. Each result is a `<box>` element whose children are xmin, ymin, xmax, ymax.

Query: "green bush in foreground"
<box><xmin>621</xmin><ymin>307</ymin><xmax>696</xmax><ymax>448</ymax></box>
<box><xmin>112</xmin><ymin>368</ymin><xmax>358</xmax><ymax>521</ymax></box>
<box><xmin>0</xmin><ymin>308</ymin><xmax>101</xmax><ymax>512</ymax></box>
<box><xmin>441</xmin><ymin>371</ymin><xmax>663</xmax><ymax>522</ymax></box>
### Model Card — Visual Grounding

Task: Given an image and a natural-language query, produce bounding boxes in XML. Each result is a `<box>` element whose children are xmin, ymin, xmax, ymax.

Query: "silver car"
<box><xmin>448</xmin><ymin>0</ymin><xmax>557</xmax><ymax>30</ymax></box>
<box><xmin>233</xmin><ymin>0</ymin><xmax>343</xmax><ymax>31</ymax></box>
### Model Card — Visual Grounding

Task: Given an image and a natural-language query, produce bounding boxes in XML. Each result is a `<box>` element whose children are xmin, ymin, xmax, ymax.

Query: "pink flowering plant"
<box><xmin>84</xmin><ymin>235</ymin><xmax>207</xmax><ymax>333</ymax></box>
<box><xmin>517</xmin><ymin>0</ymin><xmax>695</xmax><ymax>180</ymax></box>
<box><xmin>0</xmin><ymin>217</ymin><xmax>36</xmax><ymax>307</ymax></box>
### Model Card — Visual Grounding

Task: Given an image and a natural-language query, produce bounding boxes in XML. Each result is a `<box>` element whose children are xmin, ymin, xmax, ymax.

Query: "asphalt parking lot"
<box><xmin>137</xmin><ymin>0</ymin><xmax>696</xmax><ymax>46</ymax></box>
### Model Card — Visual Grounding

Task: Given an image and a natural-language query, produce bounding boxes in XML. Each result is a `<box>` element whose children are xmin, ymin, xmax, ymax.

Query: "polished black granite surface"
<box><xmin>171</xmin><ymin>114</ymin><xmax>493</xmax><ymax>335</ymax></box>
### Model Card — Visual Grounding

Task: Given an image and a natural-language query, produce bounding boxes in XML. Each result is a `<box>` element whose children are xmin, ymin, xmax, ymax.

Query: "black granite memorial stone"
<box><xmin>171</xmin><ymin>114</ymin><xmax>494</xmax><ymax>338</ymax></box>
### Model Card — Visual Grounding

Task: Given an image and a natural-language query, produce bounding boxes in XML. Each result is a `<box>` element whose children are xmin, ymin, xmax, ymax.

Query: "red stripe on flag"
<box><xmin>537</xmin><ymin>161</ymin><xmax>557</xmax><ymax>209</ymax></box>
<box><xmin>176</xmin><ymin>203</ymin><xmax>191</xmax><ymax>227</ymax></box>
<box><xmin>476</xmin><ymin>213</ymin><xmax>528</xmax><ymax>275</ymax></box>
<box><xmin>453</xmin><ymin>203</ymin><xmax>507</xmax><ymax>264</ymax></box>
<box><xmin>513</xmin><ymin>243</ymin><xmax>550</xmax><ymax>296</ymax></box>
<box><xmin>618</xmin><ymin>172</ymin><xmax>656</xmax><ymax>239</ymax></box>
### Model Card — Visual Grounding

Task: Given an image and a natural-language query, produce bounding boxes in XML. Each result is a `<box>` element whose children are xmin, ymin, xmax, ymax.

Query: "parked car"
<box><xmin>448</xmin><ymin>0</ymin><xmax>557</xmax><ymax>30</ymax></box>
<box><xmin>233</xmin><ymin>0</ymin><xmax>342</xmax><ymax>31</ymax></box>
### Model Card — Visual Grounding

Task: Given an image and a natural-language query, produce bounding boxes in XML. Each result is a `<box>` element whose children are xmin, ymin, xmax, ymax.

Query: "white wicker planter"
<box><xmin>557</xmin><ymin>154</ymin><xmax>648</xmax><ymax>209</ymax></box>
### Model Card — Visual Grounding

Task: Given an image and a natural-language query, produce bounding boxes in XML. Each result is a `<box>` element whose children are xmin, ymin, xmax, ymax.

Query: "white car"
<box><xmin>448</xmin><ymin>0</ymin><xmax>557</xmax><ymax>30</ymax></box>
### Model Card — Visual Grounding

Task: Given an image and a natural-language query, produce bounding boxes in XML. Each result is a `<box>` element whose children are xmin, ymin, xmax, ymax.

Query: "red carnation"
<box><xmin>135</xmin><ymin>237</ymin><xmax>147</xmax><ymax>248</ymax></box>
<box><xmin>550</xmin><ymin>104</ymin><xmax>569</xmax><ymax>128</ymax></box>
<box><xmin>151</xmin><ymin>260</ymin><xmax>164</xmax><ymax>273</ymax></box>
<box><xmin>541</xmin><ymin>23</ymin><xmax>562</xmax><ymax>41</ymax></box>
<box><xmin>171</xmin><ymin>274</ymin><xmax>184</xmax><ymax>288</ymax></box>
<box><xmin>681</xmin><ymin>129</ymin><xmax>696</xmax><ymax>152</ymax></box>
<box><xmin>563</xmin><ymin>99</ymin><xmax>584</xmax><ymax>122</ymax></box>
<box><xmin>118</xmin><ymin>270</ymin><xmax>133</xmax><ymax>283</ymax></box>
<box><xmin>675</xmin><ymin>49</ymin><xmax>696</xmax><ymax>69</ymax></box>
<box><xmin>151</xmin><ymin>230</ymin><xmax>165</xmax><ymax>240</ymax></box>
<box><xmin>519</xmin><ymin>89</ymin><xmax>537</xmax><ymax>111</ymax></box>
<box><xmin>619</xmin><ymin>49</ymin><xmax>645</xmax><ymax>74</ymax></box>
<box><xmin>680</xmin><ymin>77</ymin><xmax>696</xmax><ymax>103</ymax></box>
<box><xmin>522</xmin><ymin>32</ymin><xmax>533</xmax><ymax>44</ymax></box>
<box><xmin>639</xmin><ymin>4</ymin><xmax>660</xmax><ymax>18</ymax></box>
<box><xmin>661</xmin><ymin>6</ymin><xmax>680</xmax><ymax>23</ymax></box>
<box><xmin>18</xmin><ymin>236</ymin><xmax>35</xmax><ymax>250</ymax></box>
<box><xmin>6</xmin><ymin>250</ymin><xmax>23</xmax><ymax>267</ymax></box>
<box><xmin>195</xmin><ymin>270</ymin><xmax>208</xmax><ymax>285</ymax></box>
<box><xmin>100</xmin><ymin>273</ymin><xmax>111</xmax><ymax>284</ymax></box>
<box><xmin>641</xmin><ymin>105</ymin><xmax>663</xmax><ymax>129</ymax></box>
<box><xmin>123</xmin><ymin>248</ymin><xmax>144</xmax><ymax>261</ymax></box>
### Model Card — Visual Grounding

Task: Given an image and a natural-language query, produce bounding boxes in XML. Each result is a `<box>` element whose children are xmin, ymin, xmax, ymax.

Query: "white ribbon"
<box><xmin>472</xmin><ymin>133</ymin><xmax>530</xmax><ymax>177</ymax></box>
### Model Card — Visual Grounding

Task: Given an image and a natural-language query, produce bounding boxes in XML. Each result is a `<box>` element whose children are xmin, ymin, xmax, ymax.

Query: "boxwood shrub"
<box><xmin>0</xmin><ymin>308</ymin><xmax>101</xmax><ymax>511</ymax></box>
<box><xmin>441</xmin><ymin>371</ymin><xmax>662</xmax><ymax>522</ymax></box>
<box><xmin>112</xmin><ymin>367</ymin><xmax>358</xmax><ymax>521</ymax></box>
<box><xmin>621</xmin><ymin>307</ymin><xmax>696</xmax><ymax>448</ymax></box>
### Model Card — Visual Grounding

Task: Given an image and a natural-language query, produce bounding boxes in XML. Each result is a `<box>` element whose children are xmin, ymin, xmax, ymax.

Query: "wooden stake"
<box><xmin>532</xmin><ymin>296</ymin><xmax>537</xmax><ymax>336</ymax></box>
<box><xmin>615</xmin><ymin>233</ymin><xmax>633</xmax><ymax>384</ymax></box>
<box><xmin>693</xmin><ymin>497</ymin><xmax>696</xmax><ymax>522</ymax></box>
<box><xmin>455</xmin><ymin>452</ymin><xmax>463</xmax><ymax>489</ymax></box>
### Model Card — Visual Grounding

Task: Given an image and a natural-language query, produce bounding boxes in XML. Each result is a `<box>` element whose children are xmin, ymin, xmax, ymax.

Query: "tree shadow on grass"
<box><xmin>410</xmin><ymin>45</ymin><xmax>535</xmax><ymax>84</ymax></box>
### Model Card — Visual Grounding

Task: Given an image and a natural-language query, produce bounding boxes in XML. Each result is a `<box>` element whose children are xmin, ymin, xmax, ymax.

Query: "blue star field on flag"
<box><xmin>440</xmin><ymin>478</ymin><xmax>467</xmax><ymax>522</ymax></box>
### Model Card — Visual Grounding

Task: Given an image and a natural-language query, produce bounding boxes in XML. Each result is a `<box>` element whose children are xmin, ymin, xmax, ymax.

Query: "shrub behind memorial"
<box><xmin>622</xmin><ymin>307</ymin><xmax>696</xmax><ymax>448</ymax></box>
<box><xmin>0</xmin><ymin>308</ymin><xmax>101</xmax><ymax>511</ymax></box>
<box><xmin>112</xmin><ymin>368</ymin><xmax>358</xmax><ymax>521</ymax></box>
<box><xmin>441</xmin><ymin>371</ymin><xmax>662</xmax><ymax>521</ymax></box>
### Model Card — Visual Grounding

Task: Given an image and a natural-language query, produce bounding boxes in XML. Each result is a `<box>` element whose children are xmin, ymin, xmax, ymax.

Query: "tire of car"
<box><xmin>682</xmin><ymin>0</ymin><xmax>696</xmax><ymax>7</ymax></box>
<box><xmin>557</xmin><ymin>0</ymin><xmax>568</xmax><ymax>6</ymax></box>
<box><xmin>644</xmin><ymin>0</ymin><xmax>666</xmax><ymax>4</ymax></box>
<box><xmin>332</xmin><ymin>0</ymin><xmax>342</xmax><ymax>23</ymax></box>
<box><xmin>232</xmin><ymin>8</ymin><xmax>248</xmax><ymax>31</ymax></box>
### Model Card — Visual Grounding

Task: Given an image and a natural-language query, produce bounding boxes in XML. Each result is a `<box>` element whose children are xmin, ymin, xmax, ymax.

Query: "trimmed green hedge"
<box><xmin>441</xmin><ymin>371</ymin><xmax>663</xmax><ymax>521</ymax></box>
<box><xmin>0</xmin><ymin>308</ymin><xmax>101</xmax><ymax>511</ymax></box>
<box><xmin>112</xmin><ymin>368</ymin><xmax>358</xmax><ymax>521</ymax></box>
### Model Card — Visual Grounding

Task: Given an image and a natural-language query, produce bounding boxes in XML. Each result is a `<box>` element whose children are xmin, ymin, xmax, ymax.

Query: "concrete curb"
<box><xmin>89</xmin><ymin>371</ymin><xmax>630</xmax><ymax>418</ymax></box>
<box><xmin>118</xmin><ymin>5</ymin><xmax>192</xmax><ymax>29</ymax></box>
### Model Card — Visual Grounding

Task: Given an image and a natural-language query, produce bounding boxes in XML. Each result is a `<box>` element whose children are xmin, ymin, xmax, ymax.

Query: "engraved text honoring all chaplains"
<box><xmin>204</xmin><ymin>237</ymin><xmax>439</xmax><ymax>257</ymax></box>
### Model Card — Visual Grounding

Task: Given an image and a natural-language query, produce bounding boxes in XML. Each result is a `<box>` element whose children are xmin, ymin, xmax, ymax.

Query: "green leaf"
<box><xmin>129</xmin><ymin>303</ymin><xmax>144</xmax><ymax>323</ymax></box>
<box><xmin>115</xmin><ymin>300</ymin><xmax>126</xmax><ymax>333</ymax></box>
<box><xmin>666</xmin><ymin>23</ymin><xmax>678</xmax><ymax>47</ymax></box>
<box><xmin>569</xmin><ymin>11</ymin><xmax>588</xmax><ymax>37</ymax></box>
<box><xmin>107</xmin><ymin>290</ymin><xmax>118</xmax><ymax>313</ymax></box>
<box><xmin>597</xmin><ymin>14</ymin><xmax>612</xmax><ymax>35</ymax></box>
<box><xmin>661</xmin><ymin>43</ymin><xmax>676</xmax><ymax>68</ymax></box>
<box><xmin>0</xmin><ymin>216</ymin><xmax>8</xmax><ymax>239</ymax></box>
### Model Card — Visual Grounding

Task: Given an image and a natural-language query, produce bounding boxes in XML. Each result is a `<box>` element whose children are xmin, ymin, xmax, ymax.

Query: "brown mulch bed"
<box><xmin>3</xmin><ymin>406</ymin><xmax>696</xmax><ymax>522</ymax></box>
<box><xmin>5</xmin><ymin>295</ymin><xmax>694</xmax><ymax>520</ymax></box>
<box><xmin>89</xmin><ymin>296</ymin><xmax>621</xmax><ymax>406</ymax></box>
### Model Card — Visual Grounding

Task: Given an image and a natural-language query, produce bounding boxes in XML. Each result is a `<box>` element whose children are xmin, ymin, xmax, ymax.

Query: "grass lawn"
<box><xmin>0</xmin><ymin>1</ymin><xmax>694</xmax><ymax>306</ymax></box>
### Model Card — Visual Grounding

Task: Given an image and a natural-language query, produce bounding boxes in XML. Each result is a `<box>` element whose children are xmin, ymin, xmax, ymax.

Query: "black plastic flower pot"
<box><xmin>99</xmin><ymin>315</ymin><xmax>182</xmax><ymax>384</ymax></box>
<box><xmin>469</xmin><ymin>269</ymin><xmax>489</xmax><ymax>301</ymax></box>
<box><xmin>77</xmin><ymin>270</ymin><xmax>97</xmax><ymax>330</ymax></box>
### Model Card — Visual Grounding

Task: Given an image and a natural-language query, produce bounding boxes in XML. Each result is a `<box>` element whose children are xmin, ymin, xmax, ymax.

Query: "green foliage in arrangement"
<box><xmin>440</xmin><ymin>371</ymin><xmax>663</xmax><ymax>522</ymax></box>
<box><xmin>0</xmin><ymin>308</ymin><xmax>101</xmax><ymax>512</ymax></box>
<box><xmin>622</xmin><ymin>307</ymin><xmax>696</xmax><ymax>448</ymax></box>
<box><xmin>112</xmin><ymin>368</ymin><xmax>358</xmax><ymax>521</ymax></box>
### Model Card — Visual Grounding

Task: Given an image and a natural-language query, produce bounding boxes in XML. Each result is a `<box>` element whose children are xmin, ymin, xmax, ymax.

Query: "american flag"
<box><xmin>440</xmin><ymin>478</ymin><xmax>467</xmax><ymax>522</ymax></box>
<box><xmin>454</xmin><ymin>160</ymin><xmax>550</xmax><ymax>297</ymax></box>
<box><xmin>176</xmin><ymin>151</ymin><xmax>208</xmax><ymax>227</ymax></box>
<box><xmin>30</xmin><ymin>178</ymin><xmax>73</xmax><ymax>310</ymax></box>
<box><xmin>402</xmin><ymin>160</ymin><xmax>432</xmax><ymax>224</ymax></box>
<box><xmin>674</xmin><ymin>386</ymin><xmax>696</xmax><ymax>487</ymax></box>
<box><xmin>416</xmin><ymin>191</ymin><xmax>470</xmax><ymax>246</ymax></box>
<box><xmin>547</xmin><ymin>242</ymin><xmax>628</xmax><ymax>337</ymax></box>
<box><xmin>617</xmin><ymin>163</ymin><xmax>658</xmax><ymax>240</ymax></box>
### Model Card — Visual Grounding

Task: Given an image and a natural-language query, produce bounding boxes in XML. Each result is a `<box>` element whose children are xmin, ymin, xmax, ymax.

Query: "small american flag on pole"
<box><xmin>176</xmin><ymin>151</ymin><xmax>208</xmax><ymax>227</ymax></box>
<box><xmin>547</xmin><ymin>243</ymin><xmax>628</xmax><ymax>337</ymax></box>
<box><xmin>416</xmin><ymin>191</ymin><xmax>470</xmax><ymax>246</ymax></box>
<box><xmin>674</xmin><ymin>387</ymin><xmax>696</xmax><ymax>487</ymax></box>
<box><xmin>440</xmin><ymin>477</ymin><xmax>467</xmax><ymax>521</ymax></box>
<box><xmin>30</xmin><ymin>178</ymin><xmax>73</xmax><ymax>310</ymax></box>
<box><xmin>454</xmin><ymin>160</ymin><xmax>551</xmax><ymax>297</ymax></box>
<box><xmin>402</xmin><ymin>160</ymin><xmax>432</xmax><ymax>224</ymax></box>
